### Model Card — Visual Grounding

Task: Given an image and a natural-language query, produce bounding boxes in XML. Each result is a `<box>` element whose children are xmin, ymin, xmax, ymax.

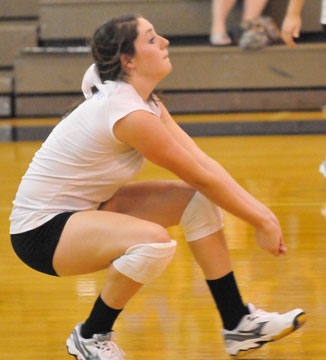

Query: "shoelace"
<box><xmin>253</xmin><ymin>308</ymin><xmax>278</xmax><ymax>317</ymax></box>
<box><xmin>97</xmin><ymin>340</ymin><xmax>126</xmax><ymax>359</ymax></box>
<box><xmin>247</xmin><ymin>303</ymin><xmax>278</xmax><ymax>320</ymax></box>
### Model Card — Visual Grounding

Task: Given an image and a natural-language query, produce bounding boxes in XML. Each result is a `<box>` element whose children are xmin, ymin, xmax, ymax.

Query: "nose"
<box><xmin>160</xmin><ymin>36</ymin><xmax>169</xmax><ymax>48</ymax></box>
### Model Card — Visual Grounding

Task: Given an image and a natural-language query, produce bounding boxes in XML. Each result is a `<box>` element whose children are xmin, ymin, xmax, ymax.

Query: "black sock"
<box><xmin>81</xmin><ymin>295</ymin><xmax>123</xmax><ymax>339</ymax></box>
<box><xmin>206</xmin><ymin>271</ymin><xmax>249</xmax><ymax>330</ymax></box>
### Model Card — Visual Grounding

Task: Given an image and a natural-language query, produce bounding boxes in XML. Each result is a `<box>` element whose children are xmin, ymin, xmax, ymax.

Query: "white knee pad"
<box><xmin>180</xmin><ymin>191</ymin><xmax>224</xmax><ymax>242</ymax></box>
<box><xmin>112</xmin><ymin>240</ymin><xmax>177</xmax><ymax>284</ymax></box>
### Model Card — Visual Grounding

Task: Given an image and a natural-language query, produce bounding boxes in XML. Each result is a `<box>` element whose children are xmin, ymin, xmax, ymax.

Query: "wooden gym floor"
<box><xmin>0</xmin><ymin>113</ymin><xmax>325</xmax><ymax>359</ymax></box>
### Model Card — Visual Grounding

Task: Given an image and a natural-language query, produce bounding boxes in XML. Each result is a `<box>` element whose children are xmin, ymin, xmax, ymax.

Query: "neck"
<box><xmin>127</xmin><ymin>73</ymin><xmax>159</xmax><ymax>101</ymax></box>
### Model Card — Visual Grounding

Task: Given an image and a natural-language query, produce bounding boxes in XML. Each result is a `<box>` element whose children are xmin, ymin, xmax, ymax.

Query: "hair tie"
<box><xmin>81</xmin><ymin>64</ymin><xmax>102</xmax><ymax>99</ymax></box>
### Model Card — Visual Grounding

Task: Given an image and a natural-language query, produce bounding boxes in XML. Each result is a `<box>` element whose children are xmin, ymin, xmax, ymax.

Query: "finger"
<box><xmin>266</xmin><ymin>244</ymin><xmax>280</xmax><ymax>257</ymax></box>
<box><xmin>273</xmin><ymin>238</ymin><xmax>286</xmax><ymax>256</ymax></box>
<box><xmin>273</xmin><ymin>249</ymin><xmax>280</xmax><ymax>256</ymax></box>
<box><xmin>280</xmin><ymin>240</ymin><xmax>288</xmax><ymax>255</ymax></box>
<box><xmin>293</xmin><ymin>22</ymin><xmax>302</xmax><ymax>38</ymax></box>
<box><xmin>282</xmin><ymin>32</ymin><xmax>296</xmax><ymax>48</ymax></box>
<box><xmin>287</xmin><ymin>35</ymin><xmax>296</xmax><ymax>48</ymax></box>
<box><xmin>269</xmin><ymin>243</ymin><xmax>280</xmax><ymax>256</ymax></box>
<box><xmin>280</xmin><ymin>247</ymin><xmax>287</xmax><ymax>255</ymax></box>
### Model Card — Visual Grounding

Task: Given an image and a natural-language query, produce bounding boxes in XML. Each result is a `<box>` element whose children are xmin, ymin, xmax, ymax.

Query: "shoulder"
<box><xmin>106</xmin><ymin>82</ymin><xmax>146</xmax><ymax>109</ymax></box>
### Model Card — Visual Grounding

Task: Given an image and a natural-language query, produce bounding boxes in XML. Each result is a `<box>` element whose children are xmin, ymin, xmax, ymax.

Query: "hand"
<box><xmin>281</xmin><ymin>14</ymin><xmax>302</xmax><ymax>48</ymax></box>
<box><xmin>255</xmin><ymin>215</ymin><xmax>287</xmax><ymax>256</ymax></box>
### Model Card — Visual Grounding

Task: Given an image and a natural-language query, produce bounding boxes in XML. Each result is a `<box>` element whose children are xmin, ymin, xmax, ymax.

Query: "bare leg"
<box><xmin>61</xmin><ymin>180</ymin><xmax>245</xmax><ymax>354</ymax></box>
<box><xmin>55</xmin><ymin>180</ymin><xmax>236</xmax><ymax>319</ymax></box>
<box><xmin>188</xmin><ymin>229</ymin><xmax>232</xmax><ymax>280</ymax></box>
<box><xmin>211</xmin><ymin>0</ymin><xmax>237</xmax><ymax>44</ymax></box>
<box><xmin>101</xmin><ymin>266</ymin><xmax>142</xmax><ymax>309</ymax></box>
<box><xmin>100</xmin><ymin>180</ymin><xmax>195</xmax><ymax>227</ymax></box>
<box><xmin>242</xmin><ymin>0</ymin><xmax>269</xmax><ymax>22</ymax></box>
<box><xmin>53</xmin><ymin>180</ymin><xmax>195</xmax><ymax>309</ymax></box>
<box><xmin>188</xmin><ymin>230</ymin><xmax>248</xmax><ymax>332</ymax></box>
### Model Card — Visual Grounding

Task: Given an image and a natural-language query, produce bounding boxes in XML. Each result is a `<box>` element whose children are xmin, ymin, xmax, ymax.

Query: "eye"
<box><xmin>149</xmin><ymin>36</ymin><xmax>156</xmax><ymax>44</ymax></box>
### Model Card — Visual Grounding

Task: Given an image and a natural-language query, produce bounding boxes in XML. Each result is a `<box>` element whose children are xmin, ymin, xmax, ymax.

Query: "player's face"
<box><xmin>130</xmin><ymin>18</ymin><xmax>172</xmax><ymax>81</ymax></box>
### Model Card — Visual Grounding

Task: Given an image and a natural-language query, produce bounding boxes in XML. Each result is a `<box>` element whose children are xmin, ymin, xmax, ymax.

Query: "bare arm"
<box><xmin>114</xmin><ymin>107</ymin><xmax>286</xmax><ymax>256</ymax></box>
<box><xmin>159</xmin><ymin>104</ymin><xmax>286</xmax><ymax>256</ymax></box>
<box><xmin>159</xmin><ymin>104</ymin><xmax>271</xmax><ymax>217</ymax></box>
<box><xmin>281</xmin><ymin>0</ymin><xmax>306</xmax><ymax>47</ymax></box>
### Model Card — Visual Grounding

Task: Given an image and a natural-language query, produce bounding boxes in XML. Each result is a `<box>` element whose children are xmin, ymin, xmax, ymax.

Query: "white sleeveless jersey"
<box><xmin>10</xmin><ymin>80</ymin><xmax>161</xmax><ymax>234</ymax></box>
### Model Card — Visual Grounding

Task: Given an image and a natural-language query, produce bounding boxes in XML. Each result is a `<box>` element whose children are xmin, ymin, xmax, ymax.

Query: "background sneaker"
<box><xmin>239</xmin><ymin>16</ymin><xmax>281</xmax><ymax>50</ymax></box>
<box><xmin>66</xmin><ymin>322</ymin><xmax>125</xmax><ymax>360</ymax></box>
<box><xmin>222</xmin><ymin>303</ymin><xmax>307</xmax><ymax>357</ymax></box>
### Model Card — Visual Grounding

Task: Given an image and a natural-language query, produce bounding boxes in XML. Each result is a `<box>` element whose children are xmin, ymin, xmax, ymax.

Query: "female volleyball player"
<box><xmin>10</xmin><ymin>15</ymin><xmax>306</xmax><ymax>360</ymax></box>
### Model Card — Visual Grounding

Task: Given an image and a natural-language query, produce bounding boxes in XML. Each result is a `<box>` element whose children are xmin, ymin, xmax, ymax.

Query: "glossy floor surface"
<box><xmin>1</xmin><ymin>132</ymin><xmax>325</xmax><ymax>359</ymax></box>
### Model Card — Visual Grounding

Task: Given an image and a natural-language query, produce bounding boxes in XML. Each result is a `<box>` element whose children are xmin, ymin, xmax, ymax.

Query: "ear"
<box><xmin>120</xmin><ymin>54</ymin><xmax>135</xmax><ymax>72</ymax></box>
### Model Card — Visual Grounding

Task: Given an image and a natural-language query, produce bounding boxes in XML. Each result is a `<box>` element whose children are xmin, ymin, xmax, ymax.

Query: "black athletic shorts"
<box><xmin>10</xmin><ymin>212</ymin><xmax>75</xmax><ymax>276</ymax></box>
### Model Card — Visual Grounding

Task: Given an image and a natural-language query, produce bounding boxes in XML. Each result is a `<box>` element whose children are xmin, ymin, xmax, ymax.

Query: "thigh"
<box><xmin>53</xmin><ymin>180</ymin><xmax>195</xmax><ymax>276</ymax></box>
<box><xmin>100</xmin><ymin>180</ymin><xmax>195</xmax><ymax>227</ymax></box>
<box><xmin>11</xmin><ymin>212</ymin><xmax>74</xmax><ymax>276</ymax></box>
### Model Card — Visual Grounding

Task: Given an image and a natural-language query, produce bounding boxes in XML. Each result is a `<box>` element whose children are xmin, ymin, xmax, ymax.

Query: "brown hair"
<box><xmin>91</xmin><ymin>14</ymin><xmax>140</xmax><ymax>82</ymax></box>
<box><xmin>63</xmin><ymin>15</ymin><xmax>160</xmax><ymax>118</ymax></box>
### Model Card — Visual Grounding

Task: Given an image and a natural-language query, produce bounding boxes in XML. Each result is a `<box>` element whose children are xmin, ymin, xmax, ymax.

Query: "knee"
<box><xmin>143</xmin><ymin>223</ymin><xmax>171</xmax><ymax>244</ymax></box>
<box><xmin>113</xmin><ymin>222</ymin><xmax>175</xmax><ymax>285</ymax></box>
<box><xmin>180</xmin><ymin>191</ymin><xmax>224</xmax><ymax>242</ymax></box>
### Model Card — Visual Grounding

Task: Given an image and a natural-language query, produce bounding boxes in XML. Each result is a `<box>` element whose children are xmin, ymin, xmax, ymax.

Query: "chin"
<box><xmin>156</xmin><ymin>65</ymin><xmax>172</xmax><ymax>83</ymax></box>
<box><xmin>164</xmin><ymin>62</ymin><xmax>173</xmax><ymax>75</ymax></box>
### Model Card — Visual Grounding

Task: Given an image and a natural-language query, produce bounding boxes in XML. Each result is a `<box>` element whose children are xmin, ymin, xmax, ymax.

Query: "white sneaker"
<box><xmin>66</xmin><ymin>323</ymin><xmax>126</xmax><ymax>360</ymax></box>
<box><xmin>222</xmin><ymin>303</ymin><xmax>306</xmax><ymax>357</ymax></box>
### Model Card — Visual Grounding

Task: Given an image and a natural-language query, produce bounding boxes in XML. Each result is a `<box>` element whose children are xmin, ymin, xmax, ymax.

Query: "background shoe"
<box><xmin>210</xmin><ymin>33</ymin><xmax>232</xmax><ymax>46</ymax></box>
<box><xmin>239</xmin><ymin>16</ymin><xmax>281</xmax><ymax>50</ymax></box>
<box><xmin>222</xmin><ymin>303</ymin><xmax>307</xmax><ymax>357</ymax></box>
<box><xmin>319</xmin><ymin>158</ymin><xmax>326</xmax><ymax>178</ymax></box>
<box><xmin>66</xmin><ymin>322</ymin><xmax>126</xmax><ymax>360</ymax></box>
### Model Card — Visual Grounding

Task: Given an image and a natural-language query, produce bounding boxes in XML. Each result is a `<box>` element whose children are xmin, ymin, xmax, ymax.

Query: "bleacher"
<box><xmin>0</xmin><ymin>0</ymin><xmax>325</xmax><ymax>120</ymax></box>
